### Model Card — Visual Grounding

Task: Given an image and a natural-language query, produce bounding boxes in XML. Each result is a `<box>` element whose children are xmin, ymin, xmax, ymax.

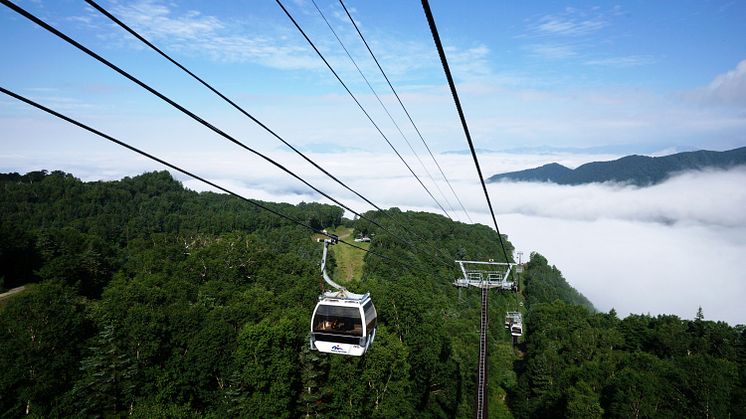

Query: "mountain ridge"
<box><xmin>487</xmin><ymin>146</ymin><xmax>746</xmax><ymax>186</ymax></box>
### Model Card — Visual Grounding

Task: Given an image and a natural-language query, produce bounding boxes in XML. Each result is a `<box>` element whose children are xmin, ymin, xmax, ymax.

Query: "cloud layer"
<box><xmin>505</xmin><ymin>214</ymin><xmax>746</xmax><ymax>325</ymax></box>
<box><xmin>488</xmin><ymin>167</ymin><xmax>746</xmax><ymax>227</ymax></box>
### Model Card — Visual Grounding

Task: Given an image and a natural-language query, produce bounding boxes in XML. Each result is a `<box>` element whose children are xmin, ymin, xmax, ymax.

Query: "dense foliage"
<box><xmin>1</xmin><ymin>170</ymin><xmax>744</xmax><ymax>418</ymax></box>
<box><xmin>0</xmin><ymin>170</ymin><xmax>518</xmax><ymax>418</ymax></box>
<box><xmin>520</xmin><ymin>253</ymin><xmax>593</xmax><ymax>310</ymax></box>
<box><xmin>1</xmin><ymin>171</ymin><xmax>342</xmax><ymax>417</ymax></box>
<box><xmin>510</xmin><ymin>255</ymin><xmax>746</xmax><ymax>418</ymax></box>
<box><xmin>487</xmin><ymin>146</ymin><xmax>746</xmax><ymax>186</ymax></box>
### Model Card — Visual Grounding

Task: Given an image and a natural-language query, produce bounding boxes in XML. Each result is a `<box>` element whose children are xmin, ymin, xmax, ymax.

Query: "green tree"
<box><xmin>674</xmin><ymin>354</ymin><xmax>738</xmax><ymax>418</ymax></box>
<box><xmin>0</xmin><ymin>220</ymin><xmax>40</xmax><ymax>289</ymax></box>
<box><xmin>35</xmin><ymin>228</ymin><xmax>113</xmax><ymax>298</ymax></box>
<box><xmin>297</xmin><ymin>339</ymin><xmax>331</xmax><ymax>418</ymax></box>
<box><xmin>605</xmin><ymin>353</ymin><xmax>671</xmax><ymax>419</ymax></box>
<box><xmin>228</xmin><ymin>315</ymin><xmax>303</xmax><ymax>418</ymax></box>
<box><xmin>566</xmin><ymin>380</ymin><xmax>603</xmax><ymax>419</ymax></box>
<box><xmin>67</xmin><ymin>322</ymin><xmax>136</xmax><ymax>416</ymax></box>
<box><xmin>361</xmin><ymin>326</ymin><xmax>415</xmax><ymax>418</ymax></box>
<box><xmin>0</xmin><ymin>281</ymin><xmax>90</xmax><ymax>417</ymax></box>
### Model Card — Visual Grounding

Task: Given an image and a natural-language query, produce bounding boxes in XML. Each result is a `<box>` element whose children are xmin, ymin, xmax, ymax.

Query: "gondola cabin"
<box><xmin>310</xmin><ymin>291</ymin><xmax>377</xmax><ymax>356</ymax></box>
<box><xmin>510</xmin><ymin>323</ymin><xmax>523</xmax><ymax>337</ymax></box>
<box><xmin>505</xmin><ymin>311</ymin><xmax>523</xmax><ymax>337</ymax></box>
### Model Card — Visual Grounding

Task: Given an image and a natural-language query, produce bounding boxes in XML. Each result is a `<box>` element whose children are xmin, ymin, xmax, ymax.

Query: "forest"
<box><xmin>1</xmin><ymin>170</ymin><xmax>744</xmax><ymax>418</ymax></box>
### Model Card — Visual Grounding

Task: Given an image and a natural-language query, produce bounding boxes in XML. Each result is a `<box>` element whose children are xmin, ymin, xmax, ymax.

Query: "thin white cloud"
<box><xmin>525</xmin><ymin>43</ymin><xmax>577</xmax><ymax>59</ymax></box>
<box><xmin>531</xmin><ymin>8</ymin><xmax>607</xmax><ymax>37</ymax></box>
<box><xmin>74</xmin><ymin>0</ymin><xmax>322</xmax><ymax>69</ymax></box>
<box><xmin>584</xmin><ymin>55</ymin><xmax>657</xmax><ymax>67</ymax></box>
<box><xmin>25</xmin><ymin>87</ymin><xmax>61</xmax><ymax>93</ymax></box>
<box><xmin>66</xmin><ymin>0</ymin><xmax>488</xmax><ymax>86</ymax></box>
<box><xmin>525</xmin><ymin>6</ymin><xmax>609</xmax><ymax>38</ymax></box>
<box><xmin>689</xmin><ymin>59</ymin><xmax>746</xmax><ymax>107</ymax></box>
<box><xmin>113</xmin><ymin>0</ymin><xmax>224</xmax><ymax>39</ymax></box>
<box><xmin>520</xmin><ymin>6</ymin><xmax>656</xmax><ymax>69</ymax></box>
<box><xmin>15</xmin><ymin>92</ymin><xmax>99</xmax><ymax>112</ymax></box>
<box><xmin>444</xmin><ymin>44</ymin><xmax>494</xmax><ymax>80</ymax></box>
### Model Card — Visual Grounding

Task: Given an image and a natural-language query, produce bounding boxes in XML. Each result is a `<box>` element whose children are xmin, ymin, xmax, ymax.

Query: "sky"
<box><xmin>1</xmin><ymin>1</ymin><xmax>746</xmax><ymax>324</ymax></box>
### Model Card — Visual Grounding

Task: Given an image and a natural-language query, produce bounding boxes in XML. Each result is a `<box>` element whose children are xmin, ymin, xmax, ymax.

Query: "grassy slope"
<box><xmin>0</xmin><ymin>286</ymin><xmax>26</xmax><ymax>308</ymax></box>
<box><xmin>328</xmin><ymin>226</ymin><xmax>368</xmax><ymax>283</ymax></box>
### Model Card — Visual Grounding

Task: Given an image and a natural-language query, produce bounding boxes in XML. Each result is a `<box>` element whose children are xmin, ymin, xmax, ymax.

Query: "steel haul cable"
<box><xmin>310</xmin><ymin>0</ymin><xmax>457</xmax><ymax>219</ymax></box>
<box><xmin>81</xmin><ymin>0</ymin><xmax>456</xmax><ymax>271</ymax></box>
<box><xmin>0</xmin><ymin>86</ymin><xmax>406</xmax><ymax>266</ymax></box>
<box><xmin>338</xmin><ymin>0</ymin><xmax>474</xmax><ymax>223</ymax></box>
<box><xmin>420</xmin><ymin>0</ymin><xmax>512</xmax><ymax>264</ymax></box>
<box><xmin>0</xmin><ymin>0</ymin><xmax>456</xmax><ymax>269</ymax></box>
<box><xmin>275</xmin><ymin>0</ymin><xmax>454</xmax><ymax>221</ymax></box>
<box><xmin>304</xmin><ymin>0</ymin><xmax>466</xmax><ymax>266</ymax></box>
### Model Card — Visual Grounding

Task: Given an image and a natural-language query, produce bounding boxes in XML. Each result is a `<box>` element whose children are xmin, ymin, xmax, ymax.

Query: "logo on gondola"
<box><xmin>331</xmin><ymin>345</ymin><xmax>346</xmax><ymax>353</ymax></box>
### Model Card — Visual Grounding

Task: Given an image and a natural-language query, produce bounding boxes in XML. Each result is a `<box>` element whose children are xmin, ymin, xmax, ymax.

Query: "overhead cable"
<box><xmin>310</xmin><ymin>0</ymin><xmax>457</xmax><ymax>219</ymax></box>
<box><xmin>0</xmin><ymin>86</ymin><xmax>405</xmax><ymax>266</ymax></box>
<box><xmin>420</xmin><ymin>0</ymin><xmax>512</xmax><ymax>264</ymax></box>
<box><xmin>275</xmin><ymin>0</ymin><xmax>454</xmax><ymax>221</ymax></box>
<box><xmin>0</xmin><ymin>0</ymin><xmax>439</xmax><ymax>266</ymax></box>
<box><xmin>339</xmin><ymin>0</ymin><xmax>474</xmax><ymax>223</ymax></box>
<box><xmin>82</xmin><ymin>0</ymin><xmax>455</xmax><ymax>270</ymax></box>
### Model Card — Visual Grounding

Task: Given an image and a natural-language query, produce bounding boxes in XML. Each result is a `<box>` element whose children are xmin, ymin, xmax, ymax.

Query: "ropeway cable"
<box><xmin>275</xmin><ymin>0</ymin><xmax>454</xmax><ymax>221</ymax></box>
<box><xmin>420</xmin><ymin>0</ymin><xmax>512</xmax><ymax>264</ymax></box>
<box><xmin>338</xmin><ymin>0</ymin><xmax>474</xmax><ymax>224</ymax></box>
<box><xmin>306</xmin><ymin>0</ymin><xmax>469</xmax><ymax>266</ymax></box>
<box><xmin>310</xmin><ymin>0</ymin><xmax>458</xmax><ymax>219</ymax></box>
<box><xmin>0</xmin><ymin>0</ymin><xmax>454</xmax><ymax>269</ymax></box>
<box><xmin>81</xmin><ymin>0</ymin><xmax>458</xmax><ymax>271</ymax></box>
<box><xmin>0</xmin><ymin>86</ymin><xmax>407</xmax><ymax>266</ymax></box>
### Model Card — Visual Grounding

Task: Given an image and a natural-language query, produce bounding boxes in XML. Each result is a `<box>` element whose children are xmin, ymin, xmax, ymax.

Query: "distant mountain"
<box><xmin>487</xmin><ymin>146</ymin><xmax>746</xmax><ymax>186</ymax></box>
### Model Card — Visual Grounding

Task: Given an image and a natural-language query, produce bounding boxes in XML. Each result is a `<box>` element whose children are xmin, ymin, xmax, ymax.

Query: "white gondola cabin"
<box><xmin>510</xmin><ymin>322</ymin><xmax>523</xmax><ymax>337</ymax></box>
<box><xmin>310</xmin><ymin>236</ymin><xmax>377</xmax><ymax>356</ymax></box>
<box><xmin>310</xmin><ymin>291</ymin><xmax>377</xmax><ymax>356</ymax></box>
<box><xmin>505</xmin><ymin>311</ymin><xmax>523</xmax><ymax>337</ymax></box>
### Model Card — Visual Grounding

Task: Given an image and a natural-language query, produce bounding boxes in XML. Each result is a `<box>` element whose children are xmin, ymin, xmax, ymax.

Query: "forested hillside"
<box><xmin>487</xmin><ymin>146</ymin><xmax>746</xmax><ymax>186</ymax></box>
<box><xmin>0</xmin><ymin>170</ymin><xmax>520</xmax><ymax>417</ymax></box>
<box><xmin>1</xmin><ymin>170</ymin><xmax>744</xmax><ymax>418</ymax></box>
<box><xmin>513</xmin><ymin>254</ymin><xmax>746</xmax><ymax>418</ymax></box>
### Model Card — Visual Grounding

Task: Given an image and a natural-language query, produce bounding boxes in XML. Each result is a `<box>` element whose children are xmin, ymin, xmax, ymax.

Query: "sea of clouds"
<box><xmin>186</xmin><ymin>150</ymin><xmax>746</xmax><ymax>325</ymax></box>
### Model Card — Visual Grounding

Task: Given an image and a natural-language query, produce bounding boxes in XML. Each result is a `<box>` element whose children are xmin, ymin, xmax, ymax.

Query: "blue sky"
<box><xmin>2</xmin><ymin>0</ymin><xmax>745</xmax><ymax>159</ymax></box>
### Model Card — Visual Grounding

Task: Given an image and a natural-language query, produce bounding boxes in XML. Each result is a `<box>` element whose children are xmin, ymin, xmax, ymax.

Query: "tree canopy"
<box><xmin>1</xmin><ymin>170</ymin><xmax>744</xmax><ymax>418</ymax></box>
